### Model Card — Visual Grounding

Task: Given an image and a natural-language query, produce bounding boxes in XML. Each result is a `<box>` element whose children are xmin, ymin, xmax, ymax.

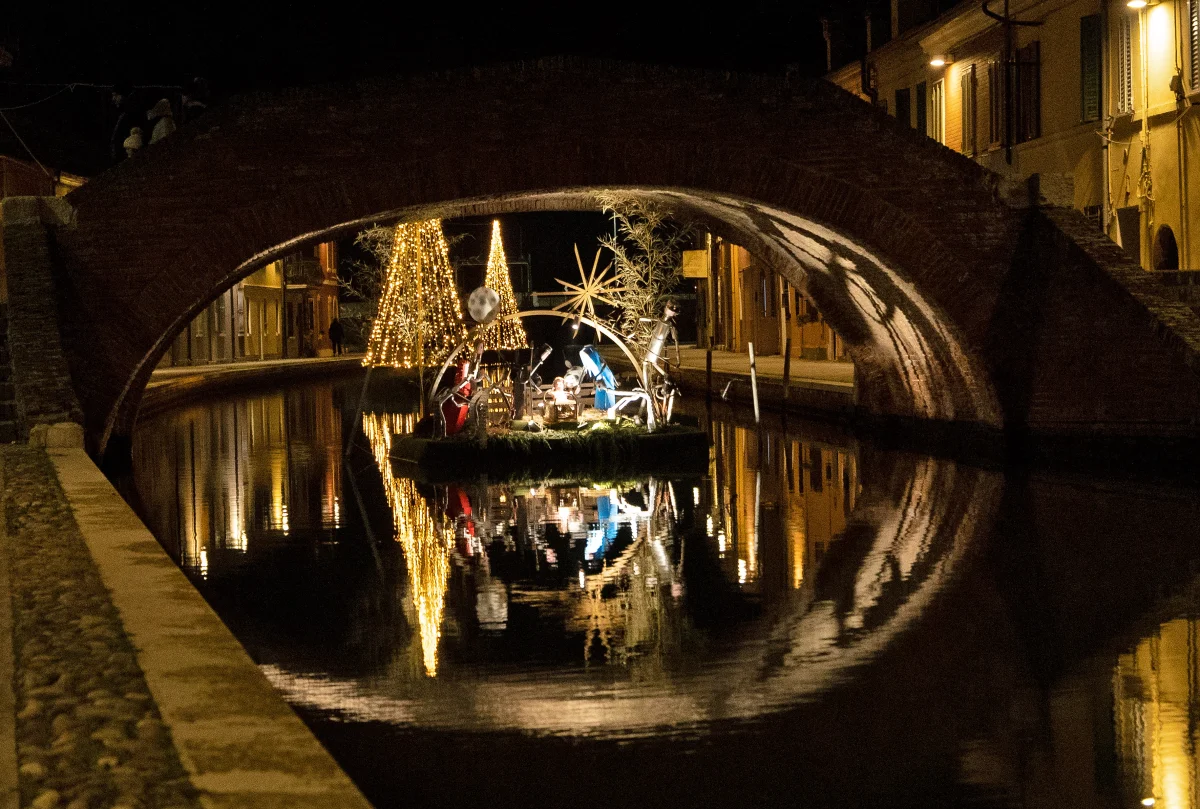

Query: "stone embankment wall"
<box><xmin>0</xmin><ymin>198</ymin><xmax>83</xmax><ymax>440</ymax></box>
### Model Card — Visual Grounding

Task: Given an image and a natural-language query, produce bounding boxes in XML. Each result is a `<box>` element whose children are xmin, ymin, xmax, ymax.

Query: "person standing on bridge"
<box><xmin>147</xmin><ymin>98</ymin><xmax>176</xmax><ymax>144</ymax></box>
<box><xmin>109</xmin><ymin>83</ymin><xmax>145</xmax><ymax>163</ymax></box>
<box><xmin>329</xmin><ymin>317</ymin><xmax>345</xmax><ymax>355</ymax></box>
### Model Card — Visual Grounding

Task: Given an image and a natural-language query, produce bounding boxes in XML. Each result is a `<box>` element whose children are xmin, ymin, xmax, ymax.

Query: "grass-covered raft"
<box><xmin>391</xmin><ymin>421</ymin><xmax>710</xmax><ymax>482</ymax></box>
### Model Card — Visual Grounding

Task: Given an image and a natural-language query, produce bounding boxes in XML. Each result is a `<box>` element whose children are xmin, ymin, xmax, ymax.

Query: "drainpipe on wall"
<box><xmin>1003</xmin><ymin>0</ymin><xmax>1014</xmax><ymax>165</ymax></box>
<box><xmin>1102</xmin><ymin>0</ymin><xmax>1112</xmax><ymax>237</ymax></box>
<box><xmin>1138</xmin><ymin>4</ymin><xmax>1153</xmax><ymax>269</ymax></box>
<box><xmin>891</xmin><ymin>0</ymin><xmax>900</xmax><ymax>39</ymax></box>
<box><xmin>280</xmin><ymin>261</ymin><xmax>288</xmax><ymax>359</ymax></box>
<box><xmin>822</xmin><ymin>18</ymin><xmax>832</xmax><ymax>73</ymax></box>
<box><xmin>1175</xmin><ymin>0</ymin><xmax>1190</xmax><ymax>268</ymax></box>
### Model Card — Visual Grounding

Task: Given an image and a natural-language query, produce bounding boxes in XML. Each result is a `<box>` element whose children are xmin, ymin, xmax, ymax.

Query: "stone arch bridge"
<box><xmin>4</xmin><ymin>59</ymin><xmax>1200</xmax><ymax>458</ymax></box>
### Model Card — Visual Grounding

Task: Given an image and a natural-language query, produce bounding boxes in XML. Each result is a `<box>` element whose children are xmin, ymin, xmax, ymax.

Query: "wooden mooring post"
<box><xmin>705</xmin><ymin>347</ymin><xmax>713</xmax><ymax>403</ymax></box>
<box><xmin>748</xmin><ymin>342</ymin><xmax>760</xmax><ymax>424</ymax></box>
<box><xmin>782</xmin><ymin>337</ymin><xmax>792</xmax><ymax>411</ymax></box>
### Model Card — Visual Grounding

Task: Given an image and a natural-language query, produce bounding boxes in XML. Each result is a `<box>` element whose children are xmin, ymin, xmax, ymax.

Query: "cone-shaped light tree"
<box><xmin>481</xmin><ymin>219</ymin><xmax>528</xmax><ymax>349</ymax></box>
<box><xmin>365</xmin><ymin>219</ymin><xmax>468</xmax><ymax>368</ymax></box>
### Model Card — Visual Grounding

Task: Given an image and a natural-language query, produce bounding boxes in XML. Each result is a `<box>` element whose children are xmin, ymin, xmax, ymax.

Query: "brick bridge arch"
<box><xmin>31</xmin><ymin>59</ymin><xmax>1200</xmax><ymax>455</ymax></box>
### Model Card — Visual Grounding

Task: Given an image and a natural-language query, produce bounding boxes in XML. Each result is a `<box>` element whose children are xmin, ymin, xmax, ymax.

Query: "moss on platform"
<box><xmin>392</xmin><ymin>422</ymin><xmax>709</xmax><ymax>482</ymax></box>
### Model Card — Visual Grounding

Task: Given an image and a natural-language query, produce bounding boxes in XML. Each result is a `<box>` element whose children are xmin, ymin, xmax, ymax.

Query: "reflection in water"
<box><xmin>129</xmin><ymin>381</ymin><xmax>1200</xmax><ymax>808</ymax></box>
<box><xmin>134</xmin><ymin>386</ymin><xmax>343</xmax><ymax>576</ymax></box>
<box><xmin>1117</xmin><ymin>614</ymin><xmax>1200</xmax><ymax>809</ymax></box>
<box><xmin>362</xmin><ymin>412</ymin><xmax>448</xmax><ymax>676</ymax></box>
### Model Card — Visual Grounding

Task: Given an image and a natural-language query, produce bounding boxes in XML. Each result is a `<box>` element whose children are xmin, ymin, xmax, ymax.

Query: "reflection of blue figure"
<box><xmin>579</xmin><ymin>345</ymin><xmax>617</xmax><ymax>410</ymax></box>
<box><xmin>596</xmin><ymin>493</ymin><xmax>619</xmax><ymax>542</ymax></box>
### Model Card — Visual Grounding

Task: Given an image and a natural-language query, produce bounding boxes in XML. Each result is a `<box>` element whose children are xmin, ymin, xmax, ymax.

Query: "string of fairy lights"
<box><xmin>365</xmin><ymin>217</ymin><xmax>539</xmax><ymax>368</ymax></box>
<box><xmin>365</xmin><ymin>218</ymin><xmax>468</xmax><ymax>369</ymax></box>
<box><xmin>481</xmin><ymin>219</ymin><xmax>528</xmax><ymax>350</ymax></box>
<box><xmin>363</xmin><ymin>412</ymin><xmax>450</xmax><ymax>677</ymax></box>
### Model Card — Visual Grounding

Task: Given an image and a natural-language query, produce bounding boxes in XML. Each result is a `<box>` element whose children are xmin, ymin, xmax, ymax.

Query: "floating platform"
<box><xmin>390</xmin><ymin>423</ymin><xmax>711</xmax><ymax>483</ymax></box>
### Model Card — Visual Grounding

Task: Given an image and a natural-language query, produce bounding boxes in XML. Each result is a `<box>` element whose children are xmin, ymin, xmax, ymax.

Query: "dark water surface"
<box><xmin>128</xmin><ymin>378</ymin><xmax>1200</xmax><ymax>809</ymax></box>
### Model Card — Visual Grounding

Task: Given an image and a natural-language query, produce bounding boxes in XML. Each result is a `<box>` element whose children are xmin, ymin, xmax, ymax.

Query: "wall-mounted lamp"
<box><xmin>929</xmin><ymin>54</ymin><xmax>952</xmax><ymax>67</ymax></box>
<box><xmin>1126</xmin><ymin>0</ymin><xmax>1159</xmax><ymax>8</ymax></box>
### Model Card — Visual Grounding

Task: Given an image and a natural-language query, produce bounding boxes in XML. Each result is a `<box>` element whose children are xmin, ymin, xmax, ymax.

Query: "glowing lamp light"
<box><xmin>929</xmin><ymin>54</ymin><xmax>952</xmax><ymax>67</ymax></box>
<box><xmin>1141</xmin><ymin>799</ymin><xmax>1156</xmax><ymax>807</ymax></box>
<box><xmin>570</xmin><ymin>314</ymin><xmax>582</xmax><ymax>332</ymax></box>
<box><xmin>1127</xmin><ymin>0</ymin><xmax>1147</xmax><ymax>7</ymax></box>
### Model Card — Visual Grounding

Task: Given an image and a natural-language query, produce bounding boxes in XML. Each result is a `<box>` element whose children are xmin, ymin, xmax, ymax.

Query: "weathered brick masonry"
<box><xmin>9</xmin><ymin>58</ymin><xmax>1200</xmax><ymax>453</ymax></box>
<box><xmin>0</xmin><ymin>198</ymin><xmax>84</xmax><ymax>436</ymax></box>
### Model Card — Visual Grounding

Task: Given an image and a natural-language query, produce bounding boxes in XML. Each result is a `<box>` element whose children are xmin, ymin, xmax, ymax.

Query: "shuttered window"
<box><xmin>1080</xmin><ymin>15</ymin><xmax>1102</xmax><ymax>122</ymax></box>
<box><xmin>1013</xmin><ymin>41</ymin><xmax>1041</xmax><ymax>143</ymax></box>
<box><xmin>929</xmin><ymin>79</ymin><xmax>945</xmax><ymax>143</ymax></box>
<box><xmin>1117</xmin><ymin>14</ymin><xmax>1134</xmax><ymax>114</ymax></box>
<box><xmin>988</xmin><ymin>58</ymin><xmax>1003</xmax><ymax>147</ymax></box>
<box><xmin>1190</xmin><ymin>0</ymin><xmax>1200</xmax><ymax>93</ymax></box>
<box><xmin>915</xmin><ymin>81</ymin><xmax>927</xmax><ymax>134</ymax></box>
<box><xmin>961</xmin><ymin>64</ymin><xmax>977</xmax><ymax>155</ymax></box>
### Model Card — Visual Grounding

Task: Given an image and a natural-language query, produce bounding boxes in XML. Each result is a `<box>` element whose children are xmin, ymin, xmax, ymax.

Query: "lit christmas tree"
<box><xmin>365</xmin><ymin>219</ymin><xmax>468</xmax><ymax>368</ymax></box>
<box><xmin>481</xmin><ymin>219</ymin><xmax>528</xmax><ymax>349</ymax></box>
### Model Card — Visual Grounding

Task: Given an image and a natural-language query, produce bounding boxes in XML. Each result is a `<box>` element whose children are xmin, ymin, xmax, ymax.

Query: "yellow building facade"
<box><xmin>160</xmin><ymin>241</ymin><xmax>340</xmax><ymax>366</ymax></box>
<box><xmin>691</xmin><ymin>236</ymin><xmax>849</xmax><ymax>360</ymax></box>
<box><xmin>829</xmin><ymin>0</ymin><xmax>1200</xmax><ymax>271</ymax></box>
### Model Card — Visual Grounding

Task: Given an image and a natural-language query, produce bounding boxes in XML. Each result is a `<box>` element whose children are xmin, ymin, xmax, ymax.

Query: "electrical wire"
<box><xmin>0</xmin><ymin>109</ymin><xmax>52</xmax><ymax>178</ymax></box>
<box><xmin>0</xmin><ymin>84</ymin><xmax>75</xmax><ymax>111</ymax></box>
<box><xmin>0</xmin><ymin>80</ymin><xmax>181</xmax><ymax>89</ymax></box>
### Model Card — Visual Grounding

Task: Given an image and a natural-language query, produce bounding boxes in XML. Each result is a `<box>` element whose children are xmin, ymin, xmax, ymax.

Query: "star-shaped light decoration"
<box><xmin>553</xmin><ymin>245</ymin><xmax>626</xmax><ymax>337</ymax></box>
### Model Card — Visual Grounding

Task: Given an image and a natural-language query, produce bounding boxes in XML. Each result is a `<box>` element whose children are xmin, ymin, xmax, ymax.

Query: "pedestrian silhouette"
<box><xmin>329</xmin><ymin>317</ymin><xmax>345</xmax><ymax>355</ymax></box>
<box><xmin>147</xmin><ymin>98</ymin><xmax>176</xmax><ymax>144</ymax></box>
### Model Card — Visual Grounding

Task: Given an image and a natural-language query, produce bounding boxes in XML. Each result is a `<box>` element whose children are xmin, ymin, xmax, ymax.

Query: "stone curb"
<box><xmin>0</xmin><ymin>456</ymin><xmax>16</xmax><ymax>809</ymax></box>
<box><xmin>46</xmin><ymin>448</ymin><xmax>373</xmax><ymax>809</ymax></box>
<box><xmin>140</xmin><ymin>357</ymin><xmax>366</xmax><ymax>419</ymax></box>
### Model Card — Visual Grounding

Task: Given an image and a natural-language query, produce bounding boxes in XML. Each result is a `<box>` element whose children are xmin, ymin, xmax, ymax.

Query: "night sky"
<box><xmin>0</xmin><ymin>1</ymin><xmax>936</xmax><ymax>297</ymax></box>
<box><xmin>0</xmin><ymin>1</ymin><xmax>899</xmax><ymax>175</ymax></box>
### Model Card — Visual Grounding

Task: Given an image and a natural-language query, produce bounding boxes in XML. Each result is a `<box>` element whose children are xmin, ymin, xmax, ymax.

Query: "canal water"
<box><xmin>126</xmin><ymin>376</ymin><xmax>1200</xmax><ymax>809</ymax></box>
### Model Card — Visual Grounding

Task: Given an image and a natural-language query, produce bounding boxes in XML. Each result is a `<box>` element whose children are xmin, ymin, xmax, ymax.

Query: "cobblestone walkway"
<box><xmin>2</xmin><ymin>446</ymin><xmax>199</xmax><ymax>809</ymax></box>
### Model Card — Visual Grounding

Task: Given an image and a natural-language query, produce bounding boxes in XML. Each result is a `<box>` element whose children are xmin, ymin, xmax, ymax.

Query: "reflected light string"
<box><xmin>362</xmin><ymin>412</ymin><xmax>450</xmax><ymax>676</ymax></box>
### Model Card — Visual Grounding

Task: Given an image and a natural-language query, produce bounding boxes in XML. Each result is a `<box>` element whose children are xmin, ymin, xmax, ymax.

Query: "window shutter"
<box><xmin>1014</xmin><ymin>41</ymin><xmax>1041</xmax><ymax>143</ymax></box>
<box><xmin>961</xmin><ymin>64</ymin><xmax>977</xmax><ymax>155</ymax></box>
<box><xmin>915</xmin><ymin>81</ymin><xmax>927</xmax><ymax>135</ymax></box>
<box><xmin>988</xmin><ymin>58</ymin><xmax>1003</xmax><ymax>146</ymax></box>
<box><xmin>1118</xmin><ymin>15</ymin><xmax>1133</xmax><ymax>114</ymax></box>
<box><xmin>1080</xmin><ymin>15</ymin><xmax>1102</xmax><ymax>122</ymax></box>
<box><xmin>1190</xmin><ymin>0</ymin><xmax>1200</xmax><ymax>93</ymax></box>
<box><xmin>930</xmin><ymin>79</ymin><xmax>945</xmax><ymax>143</ymax></box>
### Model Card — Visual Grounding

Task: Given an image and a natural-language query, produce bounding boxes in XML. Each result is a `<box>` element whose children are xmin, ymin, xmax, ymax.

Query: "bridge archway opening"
<box><xmin>117</xmin><ymin>188</ymin><xmax>1000</xmax><ymax>454</ymax></box>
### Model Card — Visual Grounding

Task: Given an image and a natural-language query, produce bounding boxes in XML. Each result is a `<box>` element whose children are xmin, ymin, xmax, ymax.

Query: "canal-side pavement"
<box><xmin>142</xmin><ymin>354</ymin><xmax>366</xmax><ymax>416</ymax></box>
<box><xmin>1</xmin><ymin>356</ymin><xmax>375</xmax><ymax>809</ymax></box>
<box><xmin>603</xmin><ymin>344</ymin><xmax>857</xmax><ymax>417</ymax></box>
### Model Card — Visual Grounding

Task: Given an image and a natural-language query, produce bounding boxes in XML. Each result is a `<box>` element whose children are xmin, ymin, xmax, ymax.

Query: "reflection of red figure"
<box><xmin>444</xmin><ymin>482</ymin><xmax>475</xmax><ymax>552</ymax></box>
<box><xmin>442</xmin><ymin>360</ymin><xmax>471</xmax><ymax>435</ymax></box>
<box><xmin>446</xmin><ymin>486</ymin><xmax>473</xmax><ymax>520</ymax></box>
<box><xmin>445</xmin><ymin>485</ymin><xmax>476</xmax><ymax>556</ymax></box>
